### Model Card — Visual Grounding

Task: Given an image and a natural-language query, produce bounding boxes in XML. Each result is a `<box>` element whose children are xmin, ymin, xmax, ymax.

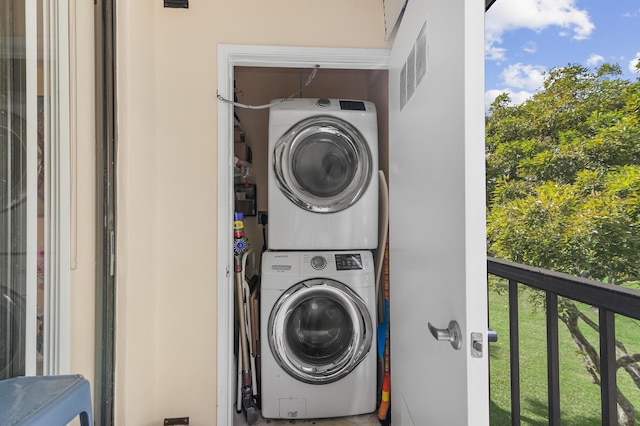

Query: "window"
<box><xmin>1</xmin><ymin>0</ymin><xmax>70</xmax><ymax>378</ymax></box>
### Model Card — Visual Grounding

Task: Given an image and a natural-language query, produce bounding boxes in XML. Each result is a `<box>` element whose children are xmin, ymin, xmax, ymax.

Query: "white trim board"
<box><xmin>216</xmin><ymin>44</ymin><xmax>390</xmax><ymax>425</ymax></box>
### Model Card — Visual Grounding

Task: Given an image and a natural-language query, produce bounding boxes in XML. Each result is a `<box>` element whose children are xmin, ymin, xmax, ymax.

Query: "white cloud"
<box><xmin>485</xmin><ymin>64</ymin><xmax>545</xmax><ymax>112</ymax></box>
<box><xmin>587</xmin><ymin>54</ymin><xmax>604</xmax><ymax>67</ymax></box>
<box><xmin>523</xmin><ymin>41</ymin><xmax>537</xmax><ymax>54</ymax></box>
<box><xmin>485</xmin><ymin>0</ymin><xmax>595</xmax><ymax>60</ymax></box>
<box><xmin>485</xmin><ymin>89</ymin><xmax>535</xmax><ymax>113</ymax></box>
<box><xmin>501</xmin><ymin>63</ymin><xmax>547</xmax><ymax>91</ymax></box>
<box><xmin>509</xmin><ymin>90</ymin><xmax>536</xmax><ymax>106</ymax></box>
<box><xmin>486</xmin><ymin>42</ymin><xmax>507</xmax><ymax>62</ymax></box>
<box><xmin>629</xmin><ymin>53</ymin><xmax>640</xmax><ymax>73</ymax></box>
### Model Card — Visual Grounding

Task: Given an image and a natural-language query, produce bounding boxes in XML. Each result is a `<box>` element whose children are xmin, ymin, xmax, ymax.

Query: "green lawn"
<box><xmin>488</xmin><ymin>280</ymin><xmax>640</xmax><ymax>425</ymax></box>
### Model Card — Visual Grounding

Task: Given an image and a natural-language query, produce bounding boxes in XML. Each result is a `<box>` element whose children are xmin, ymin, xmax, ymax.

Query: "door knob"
<box><xmin>428</xmin><ymin>320</ymin><xmax>462</xmax><ymax>350</ymax></box>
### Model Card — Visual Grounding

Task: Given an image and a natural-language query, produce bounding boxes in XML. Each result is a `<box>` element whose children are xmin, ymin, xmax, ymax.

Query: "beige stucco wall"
<box><xmin>69</xmin><ymin>0</ymin><xmax>96</xmax><ymax>408</ymax></box>
<box><xmin>109</xmin><ymin>2</ymin><xmax>391</xmax><ymax>425</ymax></box>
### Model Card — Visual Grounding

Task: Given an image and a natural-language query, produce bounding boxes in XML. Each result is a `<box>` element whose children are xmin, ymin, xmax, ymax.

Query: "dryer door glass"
<box><xmin>268</xmin><ymin>278</ymin><xmax>372</xmax><ymax>384</ymax></box>
<box><xmin>292</xmin><ymin>134</ymin><xmax>356</xmax><ymax>198</ymax></box>
<box><xmin>273</xmin><ymin>116</ymin><xmax>372</xmax><ymax>213</ymax></box>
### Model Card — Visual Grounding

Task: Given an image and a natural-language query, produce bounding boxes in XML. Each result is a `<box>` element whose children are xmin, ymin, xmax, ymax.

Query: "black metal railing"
<box><xmin>487</xmin><ymin>256</ymin><xmax>640</xmax><ymax>426</ymax></box>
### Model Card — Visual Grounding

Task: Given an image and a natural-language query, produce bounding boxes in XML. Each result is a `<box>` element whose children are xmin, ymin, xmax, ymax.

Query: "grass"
<box><xmin>488</xmin><ymin>280</ymin><xmax>640</xmax><ymax>425</ymax></box>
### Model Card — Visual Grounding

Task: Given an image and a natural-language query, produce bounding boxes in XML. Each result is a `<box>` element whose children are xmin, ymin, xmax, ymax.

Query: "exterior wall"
<box><xmin>70</xmin><ymin>0</ymin><xmax>97</xmax><ymax>407</ymax></box>
<box><xmin>111</xmin><ymin>2</ymin><xmax>391</xmax><ymax>425</ymax></box>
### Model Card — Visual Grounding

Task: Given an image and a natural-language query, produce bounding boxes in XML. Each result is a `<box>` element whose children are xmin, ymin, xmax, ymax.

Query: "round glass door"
<box><xmin>268</xmin><ymin>278</ymin><xmax>372</xmax><ymax>384</ymax></box>
<box><xmin>273</xmin><ymin>116</ymin><xmax>373</xmax><ymax>213</ymax></box>
<box><xmin>0</xmin><ymin>112</ymin><xmax>27</xmax><ymax>212</ymax></box>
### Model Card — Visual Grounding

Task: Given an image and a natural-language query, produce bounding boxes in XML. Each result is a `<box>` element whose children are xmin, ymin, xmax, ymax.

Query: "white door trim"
<box><xmin>216</xmin><ymin>44</ymin><xmax>389</xmax><ymax>425</ymax></box>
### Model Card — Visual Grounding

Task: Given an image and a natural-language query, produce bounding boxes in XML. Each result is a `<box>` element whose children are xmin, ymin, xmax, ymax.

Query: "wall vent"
<box><xmin>415</xmin><ymin>22</ymin><xmax>428</xmax><ymax>86</ymax></box>
<box><xmin>164</xmin><ymin>0</ymin><xmax>188</xmax><ymax>8</ymax></box>
<box><xmin>407</xmin><ymin>44</ymin><xmax>416</xmax><ymax>102</ymax></box>
<box><xmin>399</xmin><ymin>21</ymin><xmax>428</xmax><ymax>110</ymax></box>
<box><xmin>400</xmin><ymin>62</ymin><xmax>408</xmax><ymax>109</ymax></box>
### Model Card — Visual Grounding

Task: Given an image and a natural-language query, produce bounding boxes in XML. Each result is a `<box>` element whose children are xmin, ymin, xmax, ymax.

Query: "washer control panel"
<box><xmin>264</xmin><ymin>251</ymin><xmax>372</xmax><ymax>275</ymax></box>
<box><xmin>335</xmin><ymin>253</ymin><xmax>363</xmax><ymax>270</ymax></box>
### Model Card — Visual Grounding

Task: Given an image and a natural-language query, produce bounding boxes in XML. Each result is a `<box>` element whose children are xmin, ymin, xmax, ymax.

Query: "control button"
<box><xmin>316</xmin><ymin>98</ymin><xmax>331</xmax><ymax>108</ymax></box>
<box><xmin>310</xmin><ymin>256</ymin><xmax>327</xmax><ymax>270</ymax></box>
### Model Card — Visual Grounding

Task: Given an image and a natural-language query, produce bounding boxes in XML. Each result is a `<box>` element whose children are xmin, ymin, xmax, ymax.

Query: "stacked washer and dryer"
<box><xmin>261</xmin><ymin>98</ymin><xmax>379</xmax><ymax>420</ymax></box>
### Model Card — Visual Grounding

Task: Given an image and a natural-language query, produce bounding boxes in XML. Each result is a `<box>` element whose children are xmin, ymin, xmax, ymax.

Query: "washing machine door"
<box><xmin>0</xmin><ymin>111</ymin><xmax>27</xmax><ymax>212</ymax></box>
<box><xmin>273</xmin><ymin>116</ymin><xmax>373</xmax><ymax>213</ymax></box>
<box><xmin>268</xmin><ymin>278</ymin><xmax>373</xmax><ymax>384</ymax></box>
<box><xmin>0</xmin><ymin>286</ymin><xmax>26</xmax><ymax>379</ymax></box>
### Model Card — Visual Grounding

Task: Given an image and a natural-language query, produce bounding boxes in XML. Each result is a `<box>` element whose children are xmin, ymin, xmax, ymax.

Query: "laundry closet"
<box><xmin>230</xmin><ymin>66</ymin><xmax>389</xmax><ymax>424</ymax></box>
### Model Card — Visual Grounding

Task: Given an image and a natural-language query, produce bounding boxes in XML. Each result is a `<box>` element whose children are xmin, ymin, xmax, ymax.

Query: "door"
<box><xmin>273</xmin><ymin>114</ymin><xmax>374</xmax><ymax>213</ymax></box>
<box><xmin>1</xmin><ymin>0</ymin><xmax>29</xmax><ymax>380</ymax></box>
<box><xmin>267</xmin><ymin>278</ymin><xmax>373</xmax><ymax>384</ymax></box>
<box><xmin>1</xmin><ymin>0</ymin><xmax>71</xmax><ymax>380</ymax></box>
<box><xmin>388</xmin><ymin>0</ymin><xmax>489</xmax><ymax>425</ymax></box>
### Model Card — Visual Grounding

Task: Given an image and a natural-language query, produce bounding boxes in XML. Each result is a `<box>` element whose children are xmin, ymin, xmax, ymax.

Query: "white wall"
<box><xmin>110</xmin><ymin>2</ymin><xmax>391</xmax><ymax>424</ymax></box>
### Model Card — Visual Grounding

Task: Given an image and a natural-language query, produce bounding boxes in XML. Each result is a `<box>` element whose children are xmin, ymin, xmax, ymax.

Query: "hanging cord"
<box><xmin>261</xmin><ymin>223</ymin><xmax>267</xmax><ymax>254</ymax></box>
<box><xmin>217</xmin><ymin>65</ymin><xmax>320</xmax><ymax>109</ymax></box>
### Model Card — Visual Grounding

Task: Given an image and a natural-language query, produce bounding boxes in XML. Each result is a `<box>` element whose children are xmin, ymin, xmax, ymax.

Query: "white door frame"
<box><xmin>216</xmin><ymin>44</ymin><xmax>389</xmax><ymax>425</ymax></box>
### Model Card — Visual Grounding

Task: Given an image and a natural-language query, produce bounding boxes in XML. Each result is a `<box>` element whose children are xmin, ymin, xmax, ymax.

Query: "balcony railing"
<box><xmin>487</xmin><ymin>256</ymin><xmax>640</xmax><ymax>426</ymax></box>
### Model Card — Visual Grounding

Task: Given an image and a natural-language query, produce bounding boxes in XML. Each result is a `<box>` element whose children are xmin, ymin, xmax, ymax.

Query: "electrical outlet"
<box><xmin>164</xmin><ymin>417</ymin><xmax>189</xmax><ymax>425</ymax></box>
<box><xmin>258</xmin><ymin>211</ymin><xmax>268</xmax><ymax>225</ymax></box>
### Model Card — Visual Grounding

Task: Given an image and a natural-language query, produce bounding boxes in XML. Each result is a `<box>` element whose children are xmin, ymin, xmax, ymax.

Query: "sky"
<box><xmin>484</xmin><ymin>0</ymin><xmax>640</xmax><ymax>112</ymax></box>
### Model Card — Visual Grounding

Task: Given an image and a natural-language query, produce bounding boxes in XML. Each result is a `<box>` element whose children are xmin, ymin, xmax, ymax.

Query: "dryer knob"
<box><xmin>316</xmin><ymin>98</ymin><xmax>331</xmax><ymax>108</ymax></box>
<box><xmin>310</xmin><ymin>255</ymin><xmax>327</xmax><ymax>270</ymax></box>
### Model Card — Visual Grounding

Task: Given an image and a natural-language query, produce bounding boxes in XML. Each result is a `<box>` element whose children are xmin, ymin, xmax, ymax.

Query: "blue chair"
<box><xmin>0</xmin><ymin>374</ymin><xmax>93</xmax><ymax>425</ymax></box>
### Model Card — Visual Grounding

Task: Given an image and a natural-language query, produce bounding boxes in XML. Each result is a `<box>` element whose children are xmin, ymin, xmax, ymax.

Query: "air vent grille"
<box><xmin>400</xmin><ymin>63</ymin><xmax>408</xmax><ymax>110</ymax></box>
<box><xmin>407</xmin><ymin>45</ymin><xmax>416</xmax><ymax>102</ymax></box>
<box><xmin>399</xmin><ymin>21</ymin><xmax>428</xmax><ymax>110</ymax></box>
<box><xmin>415</xmin><ymin>22</ymin><xmax>428</xmax><ymax>86</ymax></box>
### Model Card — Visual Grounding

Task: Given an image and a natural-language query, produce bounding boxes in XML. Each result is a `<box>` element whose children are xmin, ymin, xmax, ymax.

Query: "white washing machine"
<box><xmin>260</xmin><ymin>250</ymin><xmax>377</xmax><ymax>420</ymax></box>
<box><xmin>268</xmin><ymin>98</ymin><xmax>378</xmax><ymax>250</ymax></box>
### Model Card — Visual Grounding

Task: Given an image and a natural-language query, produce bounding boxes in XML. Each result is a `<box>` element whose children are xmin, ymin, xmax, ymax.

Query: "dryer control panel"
<box><xmin>339</xmin><ymin>100</ymin><xmax>366</xmax><ymax>111</ymax></box>
<box><xmin>313</xmin><ymin>98</ymin><xmax>367</xmax><ymax>111</ymax></box>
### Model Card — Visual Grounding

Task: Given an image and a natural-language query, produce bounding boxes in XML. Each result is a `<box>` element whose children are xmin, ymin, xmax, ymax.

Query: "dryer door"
<box><xmin>268</xmin><ymin>278</ymin><xmax>373</xmax><ymax>384</ymax></box>
<box><xmin>273</xmin><ymin>116</ymin><xmax>373</xmax><ymax>213</ymax></box>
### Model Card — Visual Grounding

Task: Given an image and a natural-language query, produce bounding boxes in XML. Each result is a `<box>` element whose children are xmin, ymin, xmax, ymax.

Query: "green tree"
<box><xmin>486</xmin><ymin>63</ymin><xmax>640</xmax><ymax>425</ymax></box>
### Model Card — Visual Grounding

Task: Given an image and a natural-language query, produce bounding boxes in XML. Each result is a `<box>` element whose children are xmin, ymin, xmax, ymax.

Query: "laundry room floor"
<box><xmin>233</xmin><ymin>410</ymin><xmax>381</xmax><ymax>425</ymax></box>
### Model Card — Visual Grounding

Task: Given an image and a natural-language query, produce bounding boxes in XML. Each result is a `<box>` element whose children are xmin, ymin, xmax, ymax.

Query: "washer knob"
<box><xmin>316</xmin><ymin>98</ymin><xmax>331</xmax><ymax>108</ymax></box>
<box><xmin>310</xmin><ymin>255</ymin><xmax>327</xmax><ymax>270</ymax></box>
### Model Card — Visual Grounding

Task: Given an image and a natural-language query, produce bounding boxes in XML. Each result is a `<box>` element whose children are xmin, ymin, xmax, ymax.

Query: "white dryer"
<box><xmin>268</xmin><ymin>98</ymin><xmax>378</xmax><ymax>250</ymax></box>
<box><xmin>260</xmin><ymin>250</ymin><xmax>377</xmax><ymax>420</ymax></box>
